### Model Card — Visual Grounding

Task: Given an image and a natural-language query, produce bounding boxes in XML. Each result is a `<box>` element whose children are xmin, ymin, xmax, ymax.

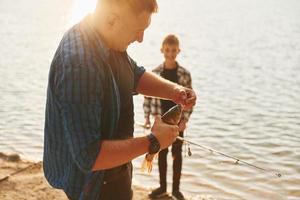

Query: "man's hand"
<box><xmin>178</xmin><ymin>120</ymin><xmax>187</xmax><ymax>132</ymax></box>
<box><xmin>172</xmin><ymin>86</ymin><xmax>196</xmax><ymax>110</ymax></box>
<box><xmin>151</xmin><ymin>116</ymin><xmax>179</xmax><ymax>149</ymax></box>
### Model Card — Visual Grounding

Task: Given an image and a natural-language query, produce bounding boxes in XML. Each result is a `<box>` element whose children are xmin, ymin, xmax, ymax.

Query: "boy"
<box><xmin>143</xmin><ymin>34</ymin><xmax>193</xmax><ymax>200</ymax></box>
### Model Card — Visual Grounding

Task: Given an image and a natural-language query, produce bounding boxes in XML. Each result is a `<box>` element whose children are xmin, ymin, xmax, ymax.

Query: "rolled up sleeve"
<box><xmin>127</xmin><ymin>56</ymin><xmax>146</xmax><ymax>93</ymax></box>
<box><xmin>56</xmin><ymin>64</ymin><xmax>103</xmax><ymax>173</ymax></box>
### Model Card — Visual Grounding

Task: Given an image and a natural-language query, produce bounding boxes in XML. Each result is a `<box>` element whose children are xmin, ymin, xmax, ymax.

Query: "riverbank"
<box><xmin>0</xmin><ymin>153</ymin><xmax>206</xmax><ymax>200</ymax></box>
<box><xmin>0</xmin><ymin>153</ymin><xmax>158</xmax><ymax>200</ymax></box>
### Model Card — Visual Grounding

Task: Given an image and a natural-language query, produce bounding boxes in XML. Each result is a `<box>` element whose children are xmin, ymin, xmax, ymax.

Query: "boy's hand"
<box><xmin>144</xmin><ymin>117</ymin><xmax>151</xmax><ymax>129</ymax></box>
<box><xmin>151</xmin><ymin>116</ymin><xmax>179</xmax><ymax>149</ymax></box>
<box><xmin>173</xmin><ymin>86</ymin><xmax>196</xmax><ymax>110</ymax></box>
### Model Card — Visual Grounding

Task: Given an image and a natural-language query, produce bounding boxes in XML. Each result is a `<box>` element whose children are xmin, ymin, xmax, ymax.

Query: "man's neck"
<box><xmin>90</xmin><ymin>12</ymin><xmax>112</xmax><ymax>49</ymax></box>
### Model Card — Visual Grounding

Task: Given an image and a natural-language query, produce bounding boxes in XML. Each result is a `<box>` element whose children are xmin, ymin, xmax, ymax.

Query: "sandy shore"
<box><xmin>0</xmin><ymin>153</ymin><xmax>177</xmax><ymax>200</ymax></box>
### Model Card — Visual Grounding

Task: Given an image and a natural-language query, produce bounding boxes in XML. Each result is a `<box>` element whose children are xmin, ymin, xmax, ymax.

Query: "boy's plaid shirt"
<box><xmin>143</xmin><ymin>64</ymin><xmax>193</xmax><ymax>122</ymax></box>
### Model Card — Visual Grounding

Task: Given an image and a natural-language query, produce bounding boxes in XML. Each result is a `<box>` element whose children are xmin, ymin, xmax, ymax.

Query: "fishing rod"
<box><xmin>0</xmin><ymin>161</ymin><xmax>42</xmax><ymax>183</ymax></box>
<box><xmin>135</xmin><ymin>122</ymin><xmax>282</xmax><ymax>178</ymax></box>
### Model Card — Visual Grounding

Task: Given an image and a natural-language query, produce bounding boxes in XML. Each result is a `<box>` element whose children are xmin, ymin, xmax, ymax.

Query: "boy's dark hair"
<box><xmin>162</xmin><ymin>34</ymin><xmax>179</xmax><ymax>46</ymax></box>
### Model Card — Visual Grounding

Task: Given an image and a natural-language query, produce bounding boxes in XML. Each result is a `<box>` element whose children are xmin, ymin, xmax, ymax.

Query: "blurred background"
<box><xmin>0</xmin><ymin>0</ymin><xmax>299</xmax><ymax>199</ymax></box>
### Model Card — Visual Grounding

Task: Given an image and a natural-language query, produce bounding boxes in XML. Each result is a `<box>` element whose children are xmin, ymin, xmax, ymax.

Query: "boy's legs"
<box><xmin>172</xmin><ymin>131</ymin><xmax>184</xmax><ymax>192</ymax></box>
<box><xmin>158</xmin><ymin>147</ymin><xmax>169</xmax><ymax>190</ymax></box>
<box><xmin>148</xmin><ymin>147</ymin><xmax>169</xmax><ymax>198</ymax></box>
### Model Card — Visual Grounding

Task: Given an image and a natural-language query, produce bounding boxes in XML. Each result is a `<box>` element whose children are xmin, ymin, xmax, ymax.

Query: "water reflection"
<box><xmin>0</xmin><ymin>0</ymin><xmax>300</xmax><ymax>199</ymax></box>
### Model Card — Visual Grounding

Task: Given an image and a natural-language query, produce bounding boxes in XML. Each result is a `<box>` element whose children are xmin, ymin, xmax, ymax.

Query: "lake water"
<box><xmin>0</xmin><ymin>0</ymin><xmax>299</xmax><ymax>199</ymax></box>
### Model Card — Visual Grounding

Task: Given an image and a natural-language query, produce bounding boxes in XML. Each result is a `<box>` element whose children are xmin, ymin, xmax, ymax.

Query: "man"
<box><xmin>43</xmin><ymin>0</ymin><xmax>196</xmax><ymax>200</ymax></box>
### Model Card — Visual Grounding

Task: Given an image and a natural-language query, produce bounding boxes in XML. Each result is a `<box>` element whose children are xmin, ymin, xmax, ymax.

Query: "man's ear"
<box><xmin>160</xmin><ymin>48</ymin><xmax>163</xmax><ymax>53</ymax></box>
<box><xmin>106</xmin><ymin>13</ymin><xmax>118</xmax><ymax>28</ymax></box>
<box><xmin>177</xmin><ymin>48</ymin><xmax>181</xmax><ymax>54</ymax></box>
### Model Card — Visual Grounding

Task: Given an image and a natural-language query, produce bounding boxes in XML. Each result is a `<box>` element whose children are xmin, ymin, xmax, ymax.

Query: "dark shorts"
<box><xmin>98</xmin><ymin>162</ymin><xmax>133</xmax><ymax>200</ymax></box>
<box><xmin>66</xmin><ymin>163</ymin><xmax>133</xmax><ymax>200</ymax></box>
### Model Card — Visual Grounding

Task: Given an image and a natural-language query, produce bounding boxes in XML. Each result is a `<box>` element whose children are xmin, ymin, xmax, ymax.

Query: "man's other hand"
<box><xmin>173</xmin><ymin>86</ymin><xmax>196</xmax><ymax>110</ymax></box>
<box><xmin>151</xmin><ymin>116</ymin><xmax>179</xmax><ymax>149</ymax></box>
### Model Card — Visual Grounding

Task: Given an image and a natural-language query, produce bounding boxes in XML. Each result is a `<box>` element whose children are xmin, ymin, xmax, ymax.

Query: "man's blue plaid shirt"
<box><xmin>43</xmin><ymin>15</ymin><xmax>145</xmax><ymax>200</ymax></box>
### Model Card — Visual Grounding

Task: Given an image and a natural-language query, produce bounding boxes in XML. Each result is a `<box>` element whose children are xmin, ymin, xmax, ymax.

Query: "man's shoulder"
<box><xmin>61</xmin><ymin>23</ymin><xmax>84</xmax><ymax>48</ymax></box>
<box><xmin>58</xmin><ymin>24</ymin><xmax>98</xmax><ymax>66</ymax></box>
<box><xmin>51</xmin><ymin>29</ymin><xmax>105</xmax><ymax>77</ymax></box>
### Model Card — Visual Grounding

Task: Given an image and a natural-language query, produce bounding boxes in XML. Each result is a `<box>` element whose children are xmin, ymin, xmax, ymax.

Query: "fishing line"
<box><xmin>184</xmin><ymin>125</ymin><xmax>192</xmax><ymax>157</ymax></box>
<box><xmin>135</xmin><ymin>122</ymin><xmax>282</xmax><ymax>178</ymax></box>
<box><xmin>176</xmin><ymin>136</ymin><xmax>281</xmax><ymax>177</ymax></box>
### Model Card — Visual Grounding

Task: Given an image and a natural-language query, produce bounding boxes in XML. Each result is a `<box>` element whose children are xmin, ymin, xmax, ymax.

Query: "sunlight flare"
<box><xmin>70</xmin><ymin>0</ymin><xmax>97</xmax><ymax>25</ymax></box>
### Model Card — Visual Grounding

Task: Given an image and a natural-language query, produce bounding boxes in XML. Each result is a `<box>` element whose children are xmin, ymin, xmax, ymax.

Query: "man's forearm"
<box><xmin>137</xmin><ymin>71</ymin><xmax>178</xmax><ymax>100</ymax></box>
<box><xmin>92</xmin><ymin>137</ymin><xmax>150</xmax><ymax>171</ymax></box>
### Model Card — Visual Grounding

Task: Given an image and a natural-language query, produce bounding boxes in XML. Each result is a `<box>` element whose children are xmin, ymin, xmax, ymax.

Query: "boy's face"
<box><xmin>161</xmin><ymin>44</ymin><xmax>180</xmax><ymax>62</ymax></box>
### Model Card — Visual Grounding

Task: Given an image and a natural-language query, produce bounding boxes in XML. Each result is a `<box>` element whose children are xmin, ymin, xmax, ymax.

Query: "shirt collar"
<box><xmin>162</xmin><ymin>61</ymin><xmax>179</xmax><ymax>71</ymax></box>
